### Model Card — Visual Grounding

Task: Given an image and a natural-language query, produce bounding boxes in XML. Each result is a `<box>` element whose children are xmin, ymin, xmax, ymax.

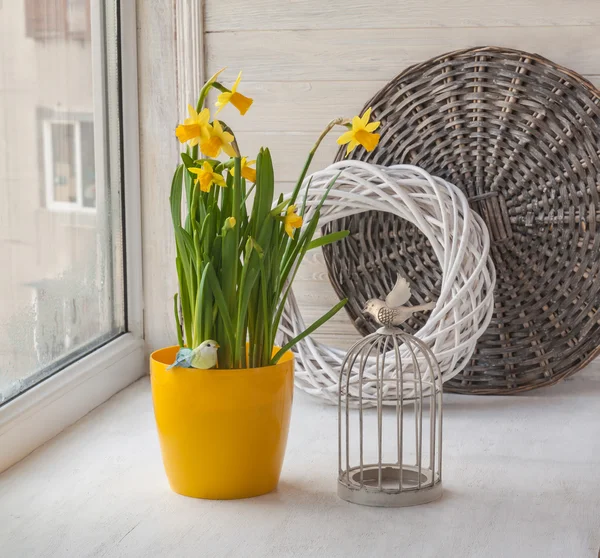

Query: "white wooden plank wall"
<box><xmin>137</xmin><ymin>1</ymin><xmax>181</xmax><ymax>353</ymax></box>
<box><xmin>138</xmin><ymin>0</ymin><xmax>600</xmax><ymax>353</ymax></box>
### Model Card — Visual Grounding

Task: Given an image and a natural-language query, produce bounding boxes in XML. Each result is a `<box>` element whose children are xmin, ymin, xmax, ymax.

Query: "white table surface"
<box><xmin>1</xmin><ymin>367</ymin><xmax>599</xmax><ymax>558</ymax></box>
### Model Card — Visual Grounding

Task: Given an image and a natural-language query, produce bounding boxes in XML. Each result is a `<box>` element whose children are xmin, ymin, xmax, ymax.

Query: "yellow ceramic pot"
<box><xmin>150</xmin><ymin>346</ymin><xmax>294</xmax><ymax>500</ymax></box>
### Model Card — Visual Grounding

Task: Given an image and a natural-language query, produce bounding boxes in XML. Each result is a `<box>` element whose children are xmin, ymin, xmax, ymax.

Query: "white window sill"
<box><xmin>0</xmin><ymin>334</ymin><xmax>145</xmax><ymax>472</ymax></box>
<box><xmin>1</xmin><ymin>364</ymin><xmax>600</xmax><ymax>557</ymax></box>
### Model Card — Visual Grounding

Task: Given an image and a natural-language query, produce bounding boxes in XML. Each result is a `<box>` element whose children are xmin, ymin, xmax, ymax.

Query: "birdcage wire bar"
<box><xmin>338</xmin><ymin>329</ymin><xmax>442</xmax><ymax>507</ymax></box>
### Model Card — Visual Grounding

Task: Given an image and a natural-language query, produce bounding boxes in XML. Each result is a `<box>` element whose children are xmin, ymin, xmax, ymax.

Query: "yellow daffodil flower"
<box><xmin>201</xmin><ymin>120</ymin><xmax>236</xmax><ymax>158</ymax></box>
<box><xmin>175</xmin><ymin>105</ymin><xmax>211</xmax><ymax>146</ymax></box>
<box><xmin>188</xmin><ymin>162</ymin><xmax>226</xmax><ymax>192</ymax></box>
<box><xmin>284</xmin><ymin>205</ymin><xmax>303</xmax><ymax>238</ymax></box>
<box><xmin>231</xmin><ymin>157</ymin><xmax>256</xmax><ymax>183</ymax></box>
<box><xmin>215</xmin><ymin>71</ymin><xmax>253</xmax><ymax>115</ymax></box>
<box><xmin>336</xmin><ymin>107</ymin><xmax>381</xmax><ymax>156</ymax></box>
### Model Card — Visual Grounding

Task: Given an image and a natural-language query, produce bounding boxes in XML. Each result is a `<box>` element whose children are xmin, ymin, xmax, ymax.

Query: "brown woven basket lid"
<box><xmin>323</xmin><ymin>46</ymin><xmax>600</xmax><ymax>394</ymax></box>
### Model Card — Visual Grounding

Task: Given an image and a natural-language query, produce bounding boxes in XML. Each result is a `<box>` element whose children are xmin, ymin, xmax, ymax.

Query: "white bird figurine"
<box><xmin>363</xmin><ymin>275</ymin><xmax>435</xmax><ymax>328</ymax></box>
<box><xmin>167</xmin><ymin>340</ymin><xmax>220</xmax><ymax>370</ymax></box>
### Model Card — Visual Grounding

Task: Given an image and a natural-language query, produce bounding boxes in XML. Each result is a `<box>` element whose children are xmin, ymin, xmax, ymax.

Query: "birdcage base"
<box><xmin>338</xmin><ymin>464</ymin><xmax>442</xmax><ymax>507</ymax></box>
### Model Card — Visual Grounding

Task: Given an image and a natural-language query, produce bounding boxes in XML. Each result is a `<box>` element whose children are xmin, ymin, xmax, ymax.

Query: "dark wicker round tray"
<box><xmin>323</xmin><ymin>46</ymin><xmax>600</xmax><ymax>394</ymax></box>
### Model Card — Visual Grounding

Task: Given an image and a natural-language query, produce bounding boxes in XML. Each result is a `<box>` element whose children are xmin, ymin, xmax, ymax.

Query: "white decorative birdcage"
<box><xmin>338</xmin><ymin>327</ymin><xmax>443</xmax><ymax>507</ymax></box>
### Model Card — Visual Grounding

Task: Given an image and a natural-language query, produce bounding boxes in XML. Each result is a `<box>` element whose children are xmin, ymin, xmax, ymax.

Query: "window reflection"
<box><xmin>0</xmin><ymin>0</ymin><xmax>123</xmax><ymax>404</ymax></box>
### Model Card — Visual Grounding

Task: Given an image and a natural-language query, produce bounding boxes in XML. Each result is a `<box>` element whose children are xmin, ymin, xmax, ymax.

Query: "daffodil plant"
<box><xmin>172</xmin><ymin>69</ymin><xmax>381</xmax><ymax>368</ymax></box>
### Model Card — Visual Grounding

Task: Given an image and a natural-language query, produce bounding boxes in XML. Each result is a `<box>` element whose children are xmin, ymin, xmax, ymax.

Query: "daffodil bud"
<box><xmin>249</xmin><ymin>237</ymin><xmax>264</xmax><ymax>256</ymax></box>
<box><xmin>222</xmin><ymin>216</ymin><xmax>236</xmax><ymax>235</ymax></box>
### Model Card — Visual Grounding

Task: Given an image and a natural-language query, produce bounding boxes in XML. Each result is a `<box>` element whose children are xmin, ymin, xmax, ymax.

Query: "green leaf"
<box><xmin>269</xmin><ymin>198</ymin><xmax>289</xmax><ymax>217</ymax></box>
<box><xmin>314</xmin><ymin>171</ymin><xmax>341</xmax><ymax>215</ymax></box>
<box><xmin>307</xmin><ymin>230</ymin><xmax>349</xmax><ymax>251</ymax></box>
<box><xmin>194</xmin><ymin>263</ymin><xmax>210</xmax><ymax>347</ymax></box>
<box><xmin>184</xmin><ymin>163</ymin><xmax>194</xmax><ymax>220</ymax></box>
<box><xmin>176</xmin><ymin>256</ymin><xmax>193</xmax><ymax>347</ymax></box>
<box><xmin>169</xmin><ymin>165</ymin><xmax>184</xmax><ymax>229</ymax></box>
<box><xmin>288</xmin><ymin>151</ymin><xmax>315</xmax><ymax>207</ymax></box>
<box><xmin>204</xmin><ymin>262</ymin><xmax>235</xmax><ymax>348</ymax></box>
<box><xmin>242</xmin><ymin>181</ymin><xmax>257</xmax><ymax>205</ymax></box>
<box><xmin>271</xmin><ymin>299</ymin><xmax>348</xmax><ymax>364</ymax></box>
<box><xmin>271</xmin><ymin>211</ymin><xmax>320</xmax><ymax>343</ymax></box>
<box><xmin>178</xmin><ymin>228</ymin><xmax>196</xmax><ymax>267</ymax></box>
<box><xmin>299</xmin><ymin>176</ymin><xmax>313</xmax><ymax>217</ymax></box>
<box><xmin>280</xmin><ymin>209</ymin><xmax>320</xmax><ymax>288</ymax></box>
<box><xmin>254</xmin><ymin>258</ymin><xmax>268</xmax><ymax>365</ymax></box>
<box><xmin>181</xmin><ymin>152</ymin><xmax>195</xmax><ymax>169</ymax></box>
<box><xmin>251</xmin><ymin>149</ymin><xmax>275</xmax><ymax>238</ymax></box>
<box><xmin>189</xmin><ymin>182</ymin><xmax>200</xmax><ymax>230</ymax></box>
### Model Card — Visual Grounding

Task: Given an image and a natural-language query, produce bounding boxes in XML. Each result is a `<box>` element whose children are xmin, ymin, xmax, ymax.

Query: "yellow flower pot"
<box><xmin>150</xmin><ymin>346</ymin><xmax>294</xmax><ymax>500</ymax></box>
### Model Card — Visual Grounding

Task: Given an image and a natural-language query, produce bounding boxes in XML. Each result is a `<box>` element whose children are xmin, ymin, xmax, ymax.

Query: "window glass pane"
<box><xmin>0</xmin><ymin>0</ymin><xmax>124</xmax><ymax>404</ymax></box>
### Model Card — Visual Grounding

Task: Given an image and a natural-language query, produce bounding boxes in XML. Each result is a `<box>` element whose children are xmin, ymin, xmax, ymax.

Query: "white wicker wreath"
<box><xmin>278</xmin><ymin>162</ymin><xmax>496</xmax><ymax>405</ymax></box>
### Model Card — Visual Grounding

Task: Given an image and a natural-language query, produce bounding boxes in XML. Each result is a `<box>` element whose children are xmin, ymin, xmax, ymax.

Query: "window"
<box><xmin>24</xmin><ymin>0</ymin><xmax>91</xmax><ymax>41</ymax></box>
<box><xmin>0</xmin><ymin>0</ymin><xmax>124</xmax><ymax>405</ymax></box>
<box><xmin>0</xmin><ymin>0</ymin><xmax>142</xmax><ymax>472</ymax></box>
<box><xmin>0</xmin><ymin>0</ymin><xmax>142</xmax><ymax>438</ymax></box>
<box><xmin>42</xmin><ymin>115</ymin><xmax>96</xmax><ymax>211</ymax></box>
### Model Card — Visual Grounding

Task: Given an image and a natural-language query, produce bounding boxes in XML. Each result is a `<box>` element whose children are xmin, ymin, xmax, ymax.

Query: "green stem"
<box><xmin>173</xmin><ymin>293</ymin><xmax>184</xmax><ymax>348</ymax></box>
<box><xmin>288</xmin><ymin>117</ymin><xmax>348</xmax><ymax>207</ymax></box>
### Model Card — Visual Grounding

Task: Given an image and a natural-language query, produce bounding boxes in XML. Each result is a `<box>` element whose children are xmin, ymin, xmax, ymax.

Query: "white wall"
<box><xmin>138</xmin><ymin>0</ymin><xmax>600</xmax><ymax>352</ymax></box>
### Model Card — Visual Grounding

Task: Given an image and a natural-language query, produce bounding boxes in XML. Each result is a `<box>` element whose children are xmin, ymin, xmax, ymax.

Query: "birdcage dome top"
<box><xmin>340</xmin><ymin>328</ymin><xmax>441</xmax><ymax>405</ymax></box>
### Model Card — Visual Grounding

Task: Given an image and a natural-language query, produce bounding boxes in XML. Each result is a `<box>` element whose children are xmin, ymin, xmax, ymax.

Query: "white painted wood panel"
<box><xmin>206</xmin><ymin>27</ymin><xmax>600</xmax><ymax>82</ymax></box>
<box><xmin>236</xmin><ymin>131</ymin><xmax>336</xmax><ymax>183</ymax></box>
<box><xmin>139</xmin><ymin>0</ymin><xmax>600</xmax><ymax>354</ymax></box>
<box><xmin>137</xmin><ymin>1</ymin><xmax>181</xmax><ymax>353</ymax></box>
<box><xmin>206</xmin><ymin>0</ymin><xmax>600</xmax><ymax>31</ymax></box>
<box><xmin>292</xmin><ymin>250</ymin><xmax>361</xmax><ymax>350</ymax></box>
<box><xmin>212</xmin><ymin>81</ymin><xmax>387</xmax><ymax>132</ymax></box>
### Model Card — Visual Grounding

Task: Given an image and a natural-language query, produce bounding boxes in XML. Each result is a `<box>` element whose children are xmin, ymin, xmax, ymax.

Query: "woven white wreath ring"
<box><xmin>278</xmin><ymin>162</ymin><xmax>496</xmax><ymax>405</ymax></box>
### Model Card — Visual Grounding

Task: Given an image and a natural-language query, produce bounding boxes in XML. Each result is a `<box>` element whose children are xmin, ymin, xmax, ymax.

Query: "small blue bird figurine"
<box><xmin>166</xmin><ymin>347</ymin><xmax>194</xmax><ymax>370</ymax></box>
<box><xmin>166</xmin><ymin>340</ymin><xmax>220</xmax><ymax>370</ymax></box>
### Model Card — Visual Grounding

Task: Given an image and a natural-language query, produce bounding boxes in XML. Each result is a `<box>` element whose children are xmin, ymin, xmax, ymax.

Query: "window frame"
<box><xmin>0</xmin><ymin>0</ymin><xmax>144</xmax><ymax>473</ymax></box>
